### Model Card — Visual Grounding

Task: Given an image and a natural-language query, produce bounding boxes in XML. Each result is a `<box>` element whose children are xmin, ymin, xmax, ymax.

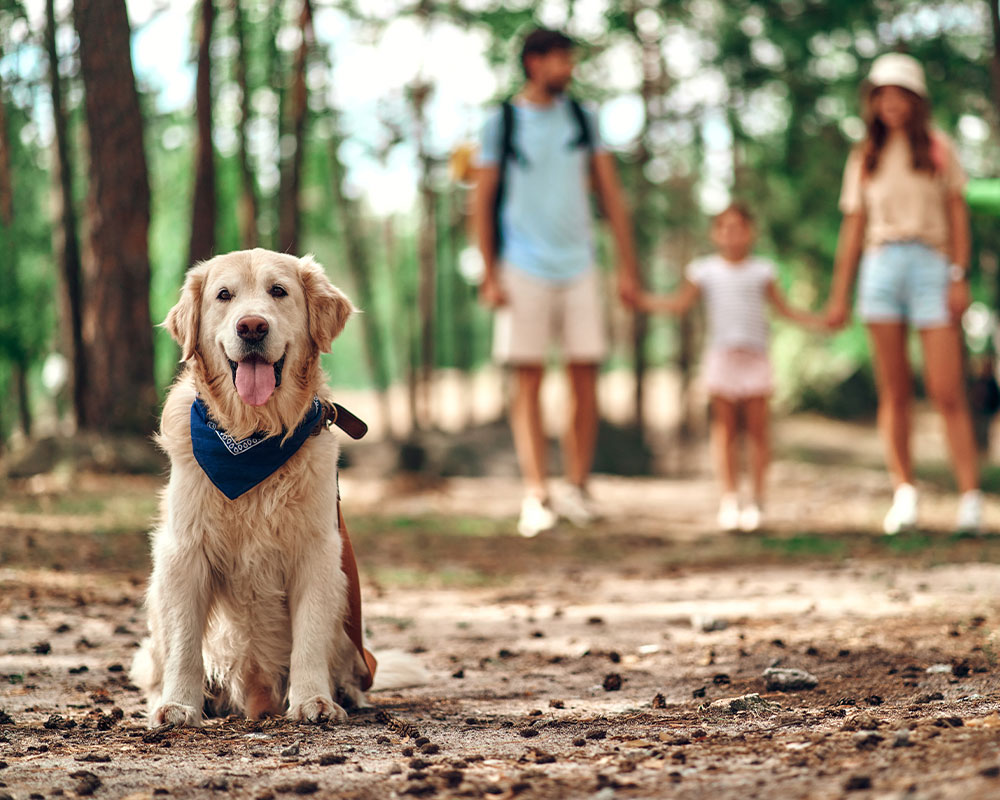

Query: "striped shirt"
<box><xmin>687</xmin><ymin>255</ymin><xmax>775</xmax><ymax>353</ymax></box>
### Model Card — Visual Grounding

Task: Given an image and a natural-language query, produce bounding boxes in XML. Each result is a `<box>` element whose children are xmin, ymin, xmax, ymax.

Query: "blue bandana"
<box><xmin>190</xmin><ymin>397</ymin><xmax>324</xmax><ymax>500</ymax></box>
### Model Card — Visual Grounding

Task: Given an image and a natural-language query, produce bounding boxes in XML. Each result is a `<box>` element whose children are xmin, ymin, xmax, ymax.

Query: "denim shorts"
<box><xmin>856</xmin><ymin>241</ymin><xmax>950</xmax><ymax>329</ymax></box>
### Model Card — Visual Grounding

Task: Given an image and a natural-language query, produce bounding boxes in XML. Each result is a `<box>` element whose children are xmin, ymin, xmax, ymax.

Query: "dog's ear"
<box><xmin>164</xmin><ymin>263</ymin><xmax>207</xmax><ymax>362</ymax></box>
<box><xmin>299</xmin><ymin>255</ymin><xmax>355</xmax><ymax>353</ymax></box>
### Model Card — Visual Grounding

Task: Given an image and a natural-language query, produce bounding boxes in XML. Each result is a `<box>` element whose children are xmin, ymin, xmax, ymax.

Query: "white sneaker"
<box><xmin>517</xmin><ymin>496</ymin><xmax>558</xmax><ymax>538</ymax></box>
<box><xmin>739</xmin><ymin>503</ymin><xmax>763</xmax><ymax>533</ymax></box>
<box><xmin>717</xmin><ymin>494</ymin><xmax>741</xmax><ymax>532</ymax></box>
<box><xmin>555</xmin><ymin>485</ymin><xmax>599</xmax><ymax>527</ymax></box>
<box><xmin>955</xmin><ymin>490</ymin><xmax>983</xmax><ymax>533</ymax></box>
<box><xmin>884</xmin><ymin>483</ymin><xmax>918</xmax><ymax>535</ymax></box>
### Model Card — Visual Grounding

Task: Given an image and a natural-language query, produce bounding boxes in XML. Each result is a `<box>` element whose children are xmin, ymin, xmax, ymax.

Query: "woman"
<box><xmin>826</xmin><ymin>53</ymin><xmax>981</xmax><ymax>533</ymax></box>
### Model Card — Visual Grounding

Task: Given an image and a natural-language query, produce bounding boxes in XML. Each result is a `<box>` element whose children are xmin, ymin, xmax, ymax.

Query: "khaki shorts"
<box><xmin>492</xmin><ymin>264</ymin><xmax>608</xmax><ymax>365</ymax></box>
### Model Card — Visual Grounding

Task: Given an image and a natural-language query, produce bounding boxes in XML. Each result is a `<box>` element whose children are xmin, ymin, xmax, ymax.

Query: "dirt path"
<box><xmin>2</xmin><ymin>559</ymin><xmax>1000</xmax><ymax>799</ymax></box>
<box><xmin>3</xmin><ymin>414</ymin><xmax>1000</xmax><ymax>799</ymax></box>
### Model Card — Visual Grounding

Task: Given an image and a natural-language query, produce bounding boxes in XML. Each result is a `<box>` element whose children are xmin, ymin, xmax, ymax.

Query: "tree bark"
<box><xmin>990</xmin><ymin>0</ymin><xmax>1000</xmax><ymax>127</ymax></box>
<box><xmin>13</xmin><ymin>363</ymin><xmax>31</xmax><ymax>438</ymax></box>
<box><xmin>626</xmin><ymin>2</ymin><xmax>664</xmax><ymax>434</ymax></box>
<box><xmin>327</xmin><ymin>148</ymin><xmax>395</xmax><ymax>437</ymax></box>
<box><xmin>44</xmin><ymin>0</ymin><xmax>86</xmax><ymax>426</ymax></box>
<box><xmin>189</xmin><ymin>0</ymin><xmax>216</xmax><ymax>265</ymax></box>
<box><xmin>74</xmin><ymin>0</ymin><xmax>157</xmax><ymax>434</ymax></box>
<box><xmin>232</xmin><ymin>0</ymin><xmax>259</xmax><ymax>248</ymax></box>
<box><xmin>409</xmin><ymin>79</ymin><xmax>436</xmax><ymax>429</ymax></box>
<box><xmin>276</xmin><ymin>0</ymin><xmax>313</xmax><ymax>254</ymax></box>
<box><xmin>0</xmin><ymin>48</ymin><xmax>29</xmax><ymax>439</ymax></box>
<box><xmin>0</xmin><ymin>44</ymin><xmax>12</xmax><ymax>228</ymax></box>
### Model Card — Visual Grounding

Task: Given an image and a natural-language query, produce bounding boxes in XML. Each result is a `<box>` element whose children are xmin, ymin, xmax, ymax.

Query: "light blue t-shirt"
<box><xmin>479</xmin><ymin>97</ymin><xmax>603</xmax><ymax>283</ymax></box>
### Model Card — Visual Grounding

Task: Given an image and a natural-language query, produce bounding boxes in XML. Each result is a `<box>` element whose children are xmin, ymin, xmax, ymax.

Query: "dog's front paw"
<box><xmin>150</xmin><ymin>702</ymin><xmax>202</xmax><ymax>729</ymax></box>
<box><xmin>287</xmin><ymin>695</ymin><xmax>347</xmax><ymax>724</ymax></box>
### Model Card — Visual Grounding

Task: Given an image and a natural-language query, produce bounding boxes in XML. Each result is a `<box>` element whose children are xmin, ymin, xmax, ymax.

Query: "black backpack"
<box><xmin>492</xmin><ymin>96</ymin><xmax>596</xmax><ymax>256</ymax></box>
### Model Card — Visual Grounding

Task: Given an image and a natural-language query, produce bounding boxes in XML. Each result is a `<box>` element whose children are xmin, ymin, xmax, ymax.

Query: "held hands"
<box><xmin>824</xmin><ymin>298</ymin><xmax>851</xmax><ymax>331</ymax></box>
<box><xmin>617</xmin><ymin>270</ymin><xmax>640</xmax><ymax>309</ymax></box>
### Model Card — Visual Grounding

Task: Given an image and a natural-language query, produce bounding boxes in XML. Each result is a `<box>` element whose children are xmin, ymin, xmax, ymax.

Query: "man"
<box><xmin>474</xmin><ymin>28</ymin><xmax>640</xmax><ymax>537</ymax></box>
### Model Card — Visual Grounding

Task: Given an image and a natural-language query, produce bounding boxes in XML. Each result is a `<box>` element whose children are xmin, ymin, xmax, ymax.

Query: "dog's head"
<box><xmin>165</xmin><ymin>249</ymin><xmax>353</xmax><ymax>435</ymax></box>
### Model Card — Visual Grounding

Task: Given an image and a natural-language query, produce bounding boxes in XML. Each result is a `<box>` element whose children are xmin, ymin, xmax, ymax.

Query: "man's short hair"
<box><xmin>520</xmin><ymin>28</ymin><xmax>574</xmax><ymax>79</ymax></box>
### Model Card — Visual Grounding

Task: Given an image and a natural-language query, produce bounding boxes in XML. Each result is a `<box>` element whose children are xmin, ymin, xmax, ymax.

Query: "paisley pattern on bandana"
<box><xmin>190</xmin><ymin>397</ymin><xmax>324</xmax><ymax>500</ymax></box>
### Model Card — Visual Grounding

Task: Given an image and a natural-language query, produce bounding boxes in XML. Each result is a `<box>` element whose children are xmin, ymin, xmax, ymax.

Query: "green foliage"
<box><xmin>2</xmin><ymin>0</ymin><xmax>1000</xmax><ymax>442</ymax></box>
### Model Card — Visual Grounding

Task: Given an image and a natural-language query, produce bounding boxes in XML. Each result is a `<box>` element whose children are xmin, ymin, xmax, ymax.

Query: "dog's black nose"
<box><xmin>236</xmin><ymin>315</ymin><xmax>269</xmax><ymax>343</ymax></box>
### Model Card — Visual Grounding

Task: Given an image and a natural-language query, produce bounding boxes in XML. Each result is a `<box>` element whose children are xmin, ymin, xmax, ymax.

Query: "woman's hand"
<box><xmin>824</xmin><ymin>297</ymin><xmax>851</xmax><ymax>330</ymax></box>
<box><xmin>948</xmin><ymin>278</ymin><xmax>971</xmax><ymax>321</ymax></box>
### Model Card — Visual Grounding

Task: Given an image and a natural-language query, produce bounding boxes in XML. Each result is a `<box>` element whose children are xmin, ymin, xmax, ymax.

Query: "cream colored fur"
<box><xmin>131</xmin><ymin>249</ymin><xmax>370</xmax><ymax>728</ymax></box>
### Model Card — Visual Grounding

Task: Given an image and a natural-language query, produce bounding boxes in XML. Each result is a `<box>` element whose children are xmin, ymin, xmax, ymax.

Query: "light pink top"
<box><xmin>838</xmin><ymin>130</ymin><xmax>966</xmax><ymax>255</ymax></box>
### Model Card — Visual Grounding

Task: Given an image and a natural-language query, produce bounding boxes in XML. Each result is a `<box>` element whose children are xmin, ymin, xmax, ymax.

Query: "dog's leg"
<box><xmin>146</xmin><ymin>538</ymin><xmax>211</xmax><ymax>728</ymax></box>
<box><xmin>286</xmin><ymin>543</ymin><xmax>348</xmax><ymax>724</ymax></box>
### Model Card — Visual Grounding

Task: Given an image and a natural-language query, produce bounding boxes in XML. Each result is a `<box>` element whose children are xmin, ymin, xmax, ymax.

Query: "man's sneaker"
<box><xmin>955</xmin><ymin>490</ymin><xmax>983</xmax><ymax>534</ymax></box>
<box><xmin>739</xmin><ymin>503</ymin><xmax>763</xmax><ymax>533</ymax></box>
<box><xmin>883</xmin><ymin>483</ymin><xmax>918</xmax><ymax>535</ymax></box>
<box><xmin>717</xmin><ymin>493</ymin><xmax>741</xmax><ymax>532</ymax></box>
<box><xmin>517</xmin><ymin>496</ymin><xmax>558</xmax><ymax>538</ymax></box>
<box><xmin>555</xmin><ymin>485</ymin><xmax>599</xmax><ymax>527</ymax></box>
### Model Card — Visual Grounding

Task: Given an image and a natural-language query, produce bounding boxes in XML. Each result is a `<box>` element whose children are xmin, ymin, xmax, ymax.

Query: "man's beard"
<box><xmin>543</xmin><ymin>78</ymin><xmax>570</xmax><ymax>97</ymax></box>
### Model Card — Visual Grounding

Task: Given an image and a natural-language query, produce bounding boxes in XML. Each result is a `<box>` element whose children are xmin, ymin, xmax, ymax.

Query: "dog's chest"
<box><xmin>192</xmin><ymin>454</ymin><xmax>338</xmax><ymax>577</ymax></box>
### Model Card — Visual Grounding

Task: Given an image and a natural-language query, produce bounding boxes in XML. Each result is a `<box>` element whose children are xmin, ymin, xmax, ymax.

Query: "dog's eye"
<box><xmin>270</xmin><ymin>285</ymin><xmax>288</xmax><ymax>298</ymax></box>
<box><xmin>217</xmin><ymin>288</ymin><xmax>232</xmax><ymax>302</ymax></box>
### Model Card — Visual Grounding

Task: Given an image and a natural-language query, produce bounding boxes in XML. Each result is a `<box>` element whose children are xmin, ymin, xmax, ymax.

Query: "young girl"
<box><xmin>825</xmin><ymin>53</ymin><xmax>981</xmax><ymax>534</ymax></box>
<box><xmin>640</xmin><ymin>204</ymin><xmax>822</xmax><ymax>532</ymax></box>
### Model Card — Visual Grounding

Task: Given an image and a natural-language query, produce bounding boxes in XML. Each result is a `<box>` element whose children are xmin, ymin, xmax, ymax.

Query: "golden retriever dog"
<box><xmin>131</xmin><ymin>249</ymin><xmax>413</xmax><ymax>728</ymax></box>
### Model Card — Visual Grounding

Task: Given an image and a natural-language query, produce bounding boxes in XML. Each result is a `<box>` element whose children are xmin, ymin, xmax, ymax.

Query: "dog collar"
<box><xmin>190</xmin><ymin>397</ymin><xmax>325</xmax><ymax>500</ymax></box>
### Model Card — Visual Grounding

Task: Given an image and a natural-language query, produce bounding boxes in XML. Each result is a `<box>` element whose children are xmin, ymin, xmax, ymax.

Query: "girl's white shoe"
<box><xmin>717</xmin><ymin>494</ymin><xmax>741</xmax><ymax>532</ymax></box>
<box><xmin>739</xmin><ymin>503</ymin><xmax>763</xmax><ymax>533</ymax></box>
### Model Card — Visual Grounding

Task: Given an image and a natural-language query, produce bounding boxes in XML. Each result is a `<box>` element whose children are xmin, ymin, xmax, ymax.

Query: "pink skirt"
<box><xmin>704</xmin><ymin>348</ymin><xmax>773</xmax><ymax>400</ymax></box>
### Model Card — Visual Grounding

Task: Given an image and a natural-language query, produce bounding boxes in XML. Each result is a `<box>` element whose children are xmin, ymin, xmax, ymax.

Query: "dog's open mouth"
<box><xmin>228</xmin><ymin>355</ymin><xmax>285</xmax><ymax>407</ymax></box>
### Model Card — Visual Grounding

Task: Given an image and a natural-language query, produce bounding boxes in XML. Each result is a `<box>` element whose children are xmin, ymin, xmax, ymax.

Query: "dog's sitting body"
<box><xmin>131</xmin><ymin>249</ymin><xmax>373</xmax><ymax>727</ymax></box>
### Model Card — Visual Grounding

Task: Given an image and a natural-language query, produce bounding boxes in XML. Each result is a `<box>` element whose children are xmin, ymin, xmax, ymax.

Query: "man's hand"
<box><xmin>478</xmin><ymin>273</ymin><xmax>507</xmax><ymax>308</ymax></box>
<box><xmin>618</xmin><ymin>269</ymin><xmax>639</xmax><ymax>309</ymax></box>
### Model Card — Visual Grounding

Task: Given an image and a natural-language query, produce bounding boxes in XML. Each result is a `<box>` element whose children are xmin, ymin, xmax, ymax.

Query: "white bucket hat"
<box><xmin>865</xmin><ymin>53</ymin><xmax>928</xmax><ymax>98</ymax></box>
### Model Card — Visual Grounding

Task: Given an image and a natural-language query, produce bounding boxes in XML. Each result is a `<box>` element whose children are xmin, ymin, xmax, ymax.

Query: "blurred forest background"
<box><xmin>1</xmin><ymin>0</ymin><xmax>999</xmax><ymax>462</ymax></box>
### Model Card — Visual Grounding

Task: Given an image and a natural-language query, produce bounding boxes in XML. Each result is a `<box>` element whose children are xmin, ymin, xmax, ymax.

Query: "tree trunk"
<box><xmin>74</xmin><ymin>0</ymin><xmax>157</xmax><ymax>434</ymax></box>
<box><xmin>990</xmin><ymin>0</ymin><xmax>1000</xmax><ymax>126</ymax></box>
<box><xmin>13</xmin><ymin>361</ymin><xmax>31</xmax><ymax>438</ymax></box>
<box><xmin>448</xmin><ymin>186</ymin><xmax>475</xmax><ymax>427</ymax></box>
<box><xmin>276</xmin><ymin>0</ymin><xmax>313</xmax><ymax>254</ymax></box>
<box><xmin>0</xmin><ymin>55</ymin><xmax>23</xmax><ymax>441</ymax></box>
<box><xmin>626</xmin><ymin>2</ymin><xmax>664</xmax><ymax>434</ymax></box>
<box><xmin>409</xmin><ymin>80</ymin><xmax>436</xmax><ymax>429</ymax></box>
<box><xmin>326</xmin><ymin>128</ymin><xmax>395</xmax><ymax>439</ymax></box>
<box><xmin>189</xmin><ymin>0</ymin><xmax>216</xmax><ymax>265</ymax></box>
<box><xmin>232</xmin><ymin>0</ymin><xmax>259</xmax><ymax>248</ymax></box>
<box><xmin>44</xmin><ymin>0</ymin><xmax>86</xmax><ymax>427</ymax></box>
<box><xmin>0</xmin><ymin>45</ymin><xmax>12</xmax><ymax>228</ymax></box>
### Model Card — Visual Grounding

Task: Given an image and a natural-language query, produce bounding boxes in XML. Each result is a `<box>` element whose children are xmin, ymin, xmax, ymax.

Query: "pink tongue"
<box><xmin>235</xmin><ymin>359</ymin><xmax>276</xmax><ymax>406</ymax></box>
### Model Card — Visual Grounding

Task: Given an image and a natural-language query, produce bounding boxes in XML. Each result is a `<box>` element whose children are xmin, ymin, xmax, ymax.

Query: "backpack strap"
<box><xmin>493</xmin><ymin>99</ymin><xmax>516</xmax><ymax>256</ymax></box>
<box><xmin>567</xmin><ymin>96</ymin><xmax>594</xmax><ymax>151</ymax></box>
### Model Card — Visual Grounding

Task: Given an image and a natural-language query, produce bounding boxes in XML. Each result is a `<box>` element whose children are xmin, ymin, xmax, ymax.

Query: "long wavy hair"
<box><xmin>862</xmin><ymin>86</ymin><xmax>936</xmax><ymax>176</ymax></box>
